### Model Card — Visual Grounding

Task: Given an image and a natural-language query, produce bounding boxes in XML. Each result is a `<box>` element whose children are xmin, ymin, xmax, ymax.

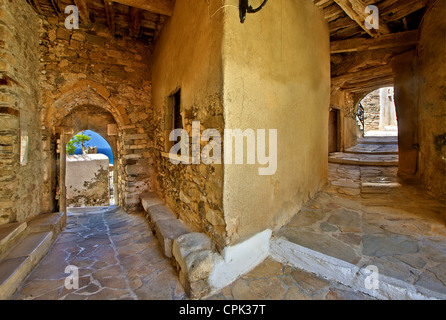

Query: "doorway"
<box><xmin>329</xmin><ymin>108</ymin><xmax>340</xmax><ymax>153</ymax></box>
<box><xmin>65</xmin><ymin>130</ymin><xmax>115</xmax><ymax>208</ymax></box>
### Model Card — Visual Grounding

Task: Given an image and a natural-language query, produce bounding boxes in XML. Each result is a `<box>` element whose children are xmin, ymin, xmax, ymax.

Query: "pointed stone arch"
<box><xmin>45</xmin><ymin>80</ymin><xmax>130</xmax><ymax>133</ymax></box>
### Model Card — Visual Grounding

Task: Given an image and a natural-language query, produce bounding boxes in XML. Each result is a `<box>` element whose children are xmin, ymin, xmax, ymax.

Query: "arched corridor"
<box><xmin>0</xmin><ymin>0</ymin><xmax>444</xmax><ymax>303</ymax></box>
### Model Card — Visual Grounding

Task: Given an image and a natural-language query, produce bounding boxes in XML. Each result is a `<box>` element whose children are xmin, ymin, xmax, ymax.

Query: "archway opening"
<box><xmin>56</xmin><ymin>105</ymin><xmax>121</xmax><ymax>213</ymax></box>
<box><xmin>357</xmin><ymin>87</ymin><xmax>398</xmax><ymax>137</ymax></box>
<box><xmin>66</xmin><ymin>130</ymin><xmax>115</xmax><ymax>207</ymax></box>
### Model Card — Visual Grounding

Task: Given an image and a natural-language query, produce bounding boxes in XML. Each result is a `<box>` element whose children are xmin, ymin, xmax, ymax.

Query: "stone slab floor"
<box><xmin>13</xmin><ymin>206</ymin><xmax>187</xmax><ymax>300</ymax></box>
<box><xmin>12</xmin><ymin>202</ymin><xmax>373</xmax><ymax>300</ymax></box>
<box><xmin>12</xmin><ymin>163</ymin><xmax>446</xmax><ymax>300</ymax></box>
<box><xmin>210</xmin><ymin>164</ymin><xmax>446</xmax><ymax>300</ymax></box>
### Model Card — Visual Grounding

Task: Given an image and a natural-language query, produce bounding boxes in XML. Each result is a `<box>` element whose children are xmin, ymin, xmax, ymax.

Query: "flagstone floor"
<box><xmin>13</xmin><ymin>206</ymin><xmax>187</xmax><ymax>300</ymax></box>
<box><xmin>12</xmin><ymin>161</ymin><xmax>445</xmax><ymax>300</ymax></box>
<box><xmin>209</xmin><ymin>163</ymin><xmax>446</xmax><ymax>300</ymax></box>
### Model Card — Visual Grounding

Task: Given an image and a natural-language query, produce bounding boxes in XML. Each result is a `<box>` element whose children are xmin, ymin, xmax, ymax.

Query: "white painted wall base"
<box><xmin>208</xmin><ymin>229</ymin><xmax>272</xmax><ymax>291</ymax></box>
<box><xmin>270</xmin><ymin>237</ymin><xmax>445</xmax><ymax>300</ymax></box>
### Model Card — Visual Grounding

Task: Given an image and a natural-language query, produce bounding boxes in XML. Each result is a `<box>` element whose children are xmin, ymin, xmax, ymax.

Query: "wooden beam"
<box><xmin>104</xmin><ymin>1</ymin><xmax>116</xmax><ymax>35</ymax></box>
<box><xmin>129</xmin><ymin>7</ymin><xmax>143</xmax><ymax>38</ymax></box>
<box><xmin>322</xmin><ymin>3</ymin><xmax>345</xmax><ymax>22</ymax></box>
<box><xmin>73</xmin><ymin>0</ymin><xmax>91</xmax><ymax>24</ymax></box>
<box><xmin>49</xmin><ymin>0</ymin><xmax>62</xmax><ymax>16</ymax></box>
<box><xmin>334</xmin><ymin>0</ymin><xmax>391</xmax><ymax>37</ymax></box>
<box><xmin>112</xmin><ymin>0</ymin><xmax>173</xmax><ymax>16</ymax></box>
<box><xmin>380</xmin><ymin>0</ymin><xmax>429</xmax><ymax>22</ymax></box>
<box><xmin>314</xmin><ymin>0</ymin><xmax>333</xmax><ymax>8</ymax></box>
<box><xmin>331</xmin><ymin>30</ymin><xmax>419</xmax><ymax>53</ymax></box>
<box><xmin>341</xmin><ymin>75</ymin><xmax>394</xmax><ymax>93</ymax></box>
<box><xmin>29</xmin><ymin>0</ymin><xmax>43</xmax><ymax>14</ymax></box>
<box><xmin>332</xmin><ymin>65</ymin><xmax>393</xmax><ymax>84</ymax></box>
<box><xmin>153</xmin><ymin>15</ymin><xmax>166</xmax><ymax>43</ymax></box>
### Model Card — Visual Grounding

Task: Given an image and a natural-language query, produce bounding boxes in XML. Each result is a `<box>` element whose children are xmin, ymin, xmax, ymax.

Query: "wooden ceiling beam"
<box><xmin>111</xmin><ymin>0</ymin><xmax>173</xmax><ymax>16</ymax></box>
<box><xmin>333</xmin><ymin>0</ymin><xmax>391</xmax><ymax>37</ymax></box>
<box><xmin>332</xmin><ymin>65</ymin><xmax>393</xmax><ymax>84</ymax></box>
<box><xmin>104</xmin><ymin>1</ymin><xmax>116</xmax><ymax>35</ymax></box>
<box><xmin>49</xmin><ymin>0</ymin><xmax>62</xmax><ymax>16</ymax></box>
<box><xmin>341</xmin><ymin>75</ymin><xmax>394</xmax><ymax>93</ymax></box>
<box><xmin>314</xmin><ymin>0</ymin><xmax>334</xmax><ymax>8</ymax></box>
<box><xmin>380</xmin><ymin>0</ymin><xmax>429</xmax><ymax>22</ymax></box>
<box><xmin>129</xmin><ymin>7</ymin><xmax>143</xmax><ymax>38</ymax></box>
<box><xmin>73</xmin><ymin>0</ymin><xmax>91</xmax><ymax>24</ymax></box>
<box><xmin>331</xmin><ymin>30</ymin><xmax>418</xmax><ymax>53</ymax></box>
<box><xmin>29</xmin><ymin>0</ymin><xmax>43</xmax><ymax>14</ymax></box>
<box><xmin>322</xmin><ymin>3</ymin><xmax>345</xmax><ymax>22</ymax></box>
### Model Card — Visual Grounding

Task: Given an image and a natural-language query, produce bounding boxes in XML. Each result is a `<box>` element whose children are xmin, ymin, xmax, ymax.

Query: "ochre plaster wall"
<box><xmin>416</xmin><ymin>1</ymin><xmax>446</xmax><ymax>197</ymax></box>
<box><xmin>222</xmin><ymin>0</ymin><xmax>331</xmax><ymax>245</ymax></box>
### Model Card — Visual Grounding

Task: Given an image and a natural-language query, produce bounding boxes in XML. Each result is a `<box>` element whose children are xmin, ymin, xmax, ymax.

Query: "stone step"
<box><xmin>345</xmin><ymin>143</ymin><xmax>398</xmax><ymax>155</ymax></box>
<box><xmin>0</xmin><ymin>231</ymin><xmax>53</xmax><ymax>300</ymax></box>
<box><xmin>0</xmin><ymin>222</ymin><xmax>27</xmax><ymax>261</ymax></box>
<box><xmin>27</xmin><ymin>212</ymin><xmax>66</xmax><ymax>240</ymax></box>
<box><xmin>271</xmin><ymin>237</ymin><xmax>446</xmax><ymax>300</ymax></box>
<box><xmin>329</xmin><ymin>152</ymin><xmax>399</xmax><ymax>166</ymax></box>
<box><xmin>357</xmin><ymin>137</ymin><xmax>398</xmax><ymax>145</ymax></box>
<box><xmin>140</xmin><ymin>193</ymin><xmax>192</xmax><ymax>258</ymax></box>
<box><xmin>140</xmin><ymin>192</ymin><xmax>165</xmax><ymax>212</ymax></box>
<box><xmin>0</xmin><ymin>212</ymin><xmax>66</xmax><ymax>300</ymax></box>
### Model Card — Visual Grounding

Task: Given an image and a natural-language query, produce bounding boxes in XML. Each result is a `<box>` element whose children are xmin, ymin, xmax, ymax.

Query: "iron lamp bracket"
<box><xmin>239</xmin><ymin>0</ymin><xmax>268</xmax><ymax>23</ymax></box>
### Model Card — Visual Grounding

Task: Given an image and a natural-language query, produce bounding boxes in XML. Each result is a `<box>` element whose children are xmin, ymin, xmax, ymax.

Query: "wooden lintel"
<box><xmin>112</xmin><ymin>0</ymin><xmax>173</xmax><ymax>16</ymax></box>
<box><xmin>331</xmin><ymin>30</ymin><xmax>419</xmax><ymax>54</ymax></box>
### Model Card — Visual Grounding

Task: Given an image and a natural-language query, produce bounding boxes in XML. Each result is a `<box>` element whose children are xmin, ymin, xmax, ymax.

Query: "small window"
<box><xmin>173</xmin><ymin>89</ymin><xmax>182</xmax><ymax>130</ymax></box>
<box><xmin>164</xmin><ymin>89</ymin><xmax>183</xmax><ymax>153</ymax></box>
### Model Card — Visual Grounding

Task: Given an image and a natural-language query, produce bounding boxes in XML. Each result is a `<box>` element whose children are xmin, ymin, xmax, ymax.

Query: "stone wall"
<box><xmin>359</xmin><ymin>88</ymin><xmax>397</xmax><ymax>133</ymax></box>
<box><xmin>151</xmin><ymin>0</ymin><xmax>226</xmax><ymax>249</ymax></box>
<box><xmin>66</xmin><ymin>154</ymin><xmax>110</xmax><ymax>207</ymax></box>
<box><xmin>360</xmin><ymin>90</ymin><xmax>380</xmax><ymax>132</ymax></box>
<box><xmin>37</xmin><ymin>15</ymin><xmax>154</xmax><ymax>212</ymax></box>
<box><xmin>0</xmin><ymin>0</ymin><xmax>49</xmax><ymax>224</ymax></box>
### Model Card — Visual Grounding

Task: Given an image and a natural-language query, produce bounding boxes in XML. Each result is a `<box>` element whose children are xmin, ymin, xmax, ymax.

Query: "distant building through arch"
<box><xmin>357</xmin><ymin>87</ymin><xmax>398</xmax><ymax>137</ymax></box>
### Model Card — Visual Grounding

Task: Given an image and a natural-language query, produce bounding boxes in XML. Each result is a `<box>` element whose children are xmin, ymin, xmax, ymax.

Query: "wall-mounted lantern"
<box><xmin>239</xmin><ymin>0</ymin><xmax>268</xmax><ymax>23</ymax></box>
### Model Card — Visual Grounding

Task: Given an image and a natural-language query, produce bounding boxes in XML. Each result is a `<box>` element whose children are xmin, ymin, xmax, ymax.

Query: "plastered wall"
<box><xmin>222</xmin><ymin>0</ymin><xmax>331</xmax><ymax>245</ymax></box>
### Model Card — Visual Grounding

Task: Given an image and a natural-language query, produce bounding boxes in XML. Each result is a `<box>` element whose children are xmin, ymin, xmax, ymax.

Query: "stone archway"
<box><xmin>44</xmin><ymin>83</ymin><xmax>153</xmax><ymax>214</ymax></box>
<box><xmin>55</xmin><ymin>105</ymin><xmax>120</xmax><ymax>214</ymax></box>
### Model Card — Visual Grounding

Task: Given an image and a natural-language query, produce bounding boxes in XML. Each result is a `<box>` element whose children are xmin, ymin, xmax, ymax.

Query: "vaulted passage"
<box><xmin>0</xmin><ymin>0</ymin><xmax>444</xmax><ymax>301</ymax></box>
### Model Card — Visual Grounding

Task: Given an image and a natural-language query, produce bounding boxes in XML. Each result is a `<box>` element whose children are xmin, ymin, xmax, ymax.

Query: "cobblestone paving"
<box><xmin>13</xmin><ymin>206</ymin><xmax>187</xmax><ymax>300</ymax></box>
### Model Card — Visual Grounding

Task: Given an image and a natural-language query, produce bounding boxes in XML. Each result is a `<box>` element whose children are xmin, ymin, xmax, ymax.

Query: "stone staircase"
<box><xmin>329</xmin><ymin>136</ymin><xmax>399</xmax><ymax>166</ymax></box>
<box><xmin>0</xmin><ymin>212</ymin><xmax>66</xmax><ymax>300</ymax></box>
